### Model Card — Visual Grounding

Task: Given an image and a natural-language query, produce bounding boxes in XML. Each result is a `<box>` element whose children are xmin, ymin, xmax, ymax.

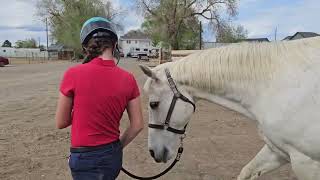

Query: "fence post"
<box><xmin>32</xmin><ymin>52</ymin><xmax>34</xmax><ymax>63</ymax></box>
<box><xmin>159</xmin><ymin>48</ymin><xmax>162</xmax><ymax>65</ymax></box>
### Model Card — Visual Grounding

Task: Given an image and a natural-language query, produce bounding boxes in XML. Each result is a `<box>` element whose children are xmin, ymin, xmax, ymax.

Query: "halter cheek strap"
<box><xmin>148</xmin><ymin>68</ymin><xmax>196</xmax><ymax>135</ymax></box>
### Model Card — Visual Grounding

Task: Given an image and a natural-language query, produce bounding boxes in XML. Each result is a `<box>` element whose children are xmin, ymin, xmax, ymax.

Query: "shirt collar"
<box><xmin>90</xmin><ymin>57</ymin><xmax>116</xmax><ymax>67</ymax></box>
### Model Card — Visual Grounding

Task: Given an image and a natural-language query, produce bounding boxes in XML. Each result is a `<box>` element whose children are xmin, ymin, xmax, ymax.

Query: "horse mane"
<box><xmin>154</xmin><ymin>37</ymin><xmax>320</xmax><ymax>94</ymax></box>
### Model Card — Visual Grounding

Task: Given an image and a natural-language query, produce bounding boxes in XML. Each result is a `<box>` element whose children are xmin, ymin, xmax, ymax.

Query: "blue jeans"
<box><xmin>69</xmin><ymin>141</ymin><xmax>123</xmax><ymax>180</ymax></box>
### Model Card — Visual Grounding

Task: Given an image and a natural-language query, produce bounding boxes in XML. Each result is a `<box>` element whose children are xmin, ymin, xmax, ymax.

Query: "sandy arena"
<box><xmin>0</xmin><ymin>59</ymin><xmax>297</xmax><ymax>180</ymax></box>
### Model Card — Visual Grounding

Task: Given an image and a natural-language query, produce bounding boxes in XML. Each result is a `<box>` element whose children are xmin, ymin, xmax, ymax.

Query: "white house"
<box><xmin>119</xmin><ymin>30</ymin><xmax>154</xmax><ymax>57</ymax></box>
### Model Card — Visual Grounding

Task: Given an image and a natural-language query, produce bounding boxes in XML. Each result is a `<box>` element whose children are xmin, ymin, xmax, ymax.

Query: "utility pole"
<box><xmin>38</xmin><ymin>37</ymin><xmax>41</xmax><ymax>48</ymax></box>
<box><xmin>46</xmin><ymin>18</ymin><xmax>49</xmax><ymax>50</ymax></box>
<box><xmin>274</xmin><ymin>27</ymin><xmax>278</xmax><ymax>41</ymax></box>
<box><xmin>199</xmin><ymin>21</ymin><xmax>202</xmax><ymax>50</ymax></box>
<box><xmin>46</xmin><ymin>18</ymin><xmax>49</xmax><ymax>60</ymax></box>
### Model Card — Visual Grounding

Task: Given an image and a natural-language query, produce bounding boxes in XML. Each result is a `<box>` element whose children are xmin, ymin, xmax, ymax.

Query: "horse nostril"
<box><xmin>149</xmin><ymin>150</ymin><xmax>155</xmax><ymax>158</ymax></box>
<box><xmin>163</xmin><ymin>147</ymin><xmax>168</xmax><ymax>160</ymax></box>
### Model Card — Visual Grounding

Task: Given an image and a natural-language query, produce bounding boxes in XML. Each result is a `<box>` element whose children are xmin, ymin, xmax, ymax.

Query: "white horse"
<box><xmin>139</xmin><ymin>37</ymin><xmax>320</xmax><ymax>180</ymax></box>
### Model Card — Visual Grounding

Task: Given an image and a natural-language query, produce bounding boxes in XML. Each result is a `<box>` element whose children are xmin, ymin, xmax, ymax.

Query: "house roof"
<box><xmin>282</xmin><ymin>36</ymin><xmax>292</xmax><ymax>40</ymax></box>
<box><xmin>48</xmin><ymin>44</ymin><xmax>63</xmax><ymax>51</ymax></box>
<box><xmin>48</xmin><ymin>44</ymin><xmax>73</xmax><ymax>51</ymax></box>
<box><xmin>241</xmin><ymin>38</ymin><xmax>270</xmax><ymax>42</ymax></box>
<box><xmin>120</xmin><ymin>30</ymin><xmax>150</xmax><ymax>40</ymax></box>
<box><xmin>290</xmin><ymin>32</ymin><xmax>319</xmax><ymax>39</ymax></box>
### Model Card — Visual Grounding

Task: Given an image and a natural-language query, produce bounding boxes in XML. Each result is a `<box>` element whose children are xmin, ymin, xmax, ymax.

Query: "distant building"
<box><xmin>119</xmin><ymin>30</ymin><xmax>154</xmax><ymax>57</ymax></box>
<box><xmin>282</xmin><ymin>32</ymin><xmax>319</xmax><ymax>41</ymax></box>
<box><xmin>0</xmin><ymin>47</ymin><xmax>47</xmax><ymax>58</ymax></box>
<box><xmin>48</xmin><ymin>44</ymin><xmax>74</xmax><ymax>60</ymax></box>
<box><xmin>241</xmin><ymin>38</ymin><xmax>270</xmax><ymax>42</ymax></box>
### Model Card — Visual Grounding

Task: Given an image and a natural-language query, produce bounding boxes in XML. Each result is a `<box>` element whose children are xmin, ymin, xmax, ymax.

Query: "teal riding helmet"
<box><xmin>80</xmin><ymin>17</ymin><xmax>118</xmax><ymax>45</ymax></box>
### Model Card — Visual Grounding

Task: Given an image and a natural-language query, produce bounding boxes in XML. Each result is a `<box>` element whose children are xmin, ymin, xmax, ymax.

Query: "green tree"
<box><xmin>15</xmin><ymin>38</ymin><xmax>37</xmax><ymax>48</ymax></box>
<box><xmin>137</xmin><ymin>0</ymin><xmax>237</xmax><ymax>50</ymax></box>
<box><xmin>142</xmin><ymin>14</ymin><xmax>201</xmax><ymax>50</ymax></box>
<box><xmin>36</xmin><ymin>0</ymin><xmax>122</xmax><ymax>55</ymax></box>
<box><xmin>216</xmin><ymin>22</ymin><xmax>248</xmax><ymax>43</ymax></box>
<box><xmin>2</xmin><ymin>40</ymin><xmax>12</xmax><ymax>47</ymax></box>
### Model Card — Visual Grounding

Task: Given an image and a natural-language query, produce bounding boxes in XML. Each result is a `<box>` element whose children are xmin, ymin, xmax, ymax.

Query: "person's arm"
<box><xmin>120</xmin><ymin>96</ymin><xmax>144</xmax><ymax>148</ymax></box>
<box><xmin>55</xmin><ymin>93</ymin><xmax>73</xmax><ymax>129</ymax></box>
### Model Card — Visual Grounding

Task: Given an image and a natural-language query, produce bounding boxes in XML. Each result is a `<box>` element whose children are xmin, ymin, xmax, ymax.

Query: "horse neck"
<box><xmin>184</xmin><ymin>85</ymin><xmax>256</xmax><ymax>119</ymax></box>
<box><xmin>165</xmin><ymin>38</ymin><xmax>320</xmax><ymax>119</ymax></box>
<box><xmin>168</xmin><ymin>49</ymin><xmax>279</xmax><ymax>119</ymax></box>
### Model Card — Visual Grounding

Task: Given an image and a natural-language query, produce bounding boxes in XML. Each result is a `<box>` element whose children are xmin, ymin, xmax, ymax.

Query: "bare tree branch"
<box><xmin>187</xmin><ymin>0</ymin><xmax>197</xmax><ymax>8</ymax></box>
<box><xmin>141</xmin><ymin>0</ymin><xmax>157</xmax><ymax>17</ymax></box>
<box><xmin>137</xmin><ymin>0</ymin><xmax>239</xmax><ymax>49</ymax></box>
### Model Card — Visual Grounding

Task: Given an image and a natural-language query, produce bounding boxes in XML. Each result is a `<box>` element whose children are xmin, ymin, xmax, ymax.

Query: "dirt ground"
<box><xmin>0</xmin><ymin>58</ymin><xmax>297</xmax><ymax>180</ymax></box>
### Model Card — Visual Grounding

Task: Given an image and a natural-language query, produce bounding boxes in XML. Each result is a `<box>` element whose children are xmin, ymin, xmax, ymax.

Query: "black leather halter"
<box><xmin>148</xmin><ymin>68</ymin><xmax>196</xmax><ymax>135</ymax></box>
<box><xmin>121</xmin><ymin>68</ymin><xmax>195</xmax><ymax>179</ymax></box>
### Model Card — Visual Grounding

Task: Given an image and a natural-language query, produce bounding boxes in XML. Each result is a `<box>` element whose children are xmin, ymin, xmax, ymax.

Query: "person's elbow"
<box><xmin>132</xmin><ymin>119</ymin><xmax>144</xmax><ymax>133</ymax></box>
<box><xmin>56</xmin><ymin>118</ymin><xmax>68</xmax><ymax>129</ymax></box>
<box><xmin>55</xmin><ymin>115</ymin><xmax>71</xmax><ymax>129</ymax></box>
<box><xmin>137</xmin><ymin>121</ymin><xmax>144</xmax><ymax>132</ymax></box>
<box><xmin>55</xmin><ymin>93</ymin><xmax>73</xmax><ymax>129</ymax></box>
<box><xmin>56</xmin><ymin>122</ymin><xmax>66</xmax><ymax>129</ymax></box>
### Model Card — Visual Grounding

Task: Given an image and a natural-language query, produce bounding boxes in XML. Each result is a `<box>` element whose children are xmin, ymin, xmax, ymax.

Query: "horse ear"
<box><xmin>139</xmin><ymin>64</ymin><xmax>158</xmax><ymax>80</ymax></box>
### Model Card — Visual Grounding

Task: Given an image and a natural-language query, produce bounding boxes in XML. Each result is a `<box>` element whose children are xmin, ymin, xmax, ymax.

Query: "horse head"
<box><xmin>140</xmin><ymin>64</ymin><xmax>195</xmax><ymax>163</ymax></box>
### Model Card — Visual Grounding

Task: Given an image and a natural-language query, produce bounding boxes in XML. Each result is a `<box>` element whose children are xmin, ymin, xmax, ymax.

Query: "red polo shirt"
<box><xmin>60</xmin><ymin>57</ymin><xmax>140</xmax><ymax>147</ymax></box>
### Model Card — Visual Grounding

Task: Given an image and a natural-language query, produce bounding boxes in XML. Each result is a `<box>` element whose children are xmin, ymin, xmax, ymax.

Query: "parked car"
<box><xmin>137</xmin><ymin>54</ymin><xmax>149</xmax><ymax>61</ymax></box>
<box><xmin>0</xmin><ymin>56</ymin><xmax>9</xmax><ymax>67</ymax></box>
<box><xmin>129</xmin><ymin>47</ymin><xmax>150</xmax><ymax>58</ymax></box>
<box><xmin>119</xmin><ymin>51</ymin><xmax>124</xmax><ymax>57</ymax></box>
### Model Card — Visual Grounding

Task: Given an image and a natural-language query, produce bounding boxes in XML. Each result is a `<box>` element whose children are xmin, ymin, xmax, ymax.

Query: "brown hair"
<box><xmin>82</xmin><ymin>35</ymin><xmax>116</xmax><ymax>64</ymax></box>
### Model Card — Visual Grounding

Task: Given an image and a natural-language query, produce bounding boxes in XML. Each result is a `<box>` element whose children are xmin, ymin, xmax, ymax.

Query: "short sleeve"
<box><xmin>128</xmin><ymin>74</ymin><xmax>140</xmax><ymax>101</ymax></box>
<box><xmin>60</xmin><ymin>68</ymin><xmax>75</xmax><ymax>97</ymax></box>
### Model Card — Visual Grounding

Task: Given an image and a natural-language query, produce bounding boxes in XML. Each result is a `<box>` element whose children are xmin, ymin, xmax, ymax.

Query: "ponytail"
<box><xmin>82</xmin><ymin>36</ymin><xmax>116</xmax><ymax>64</ymax></box>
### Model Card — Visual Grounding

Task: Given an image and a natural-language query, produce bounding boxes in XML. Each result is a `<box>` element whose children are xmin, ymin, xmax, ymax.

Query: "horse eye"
<box><xmin>149</xmin><ymin>101</ymin><xmax>159</xmax><ymax>109</ymax></box>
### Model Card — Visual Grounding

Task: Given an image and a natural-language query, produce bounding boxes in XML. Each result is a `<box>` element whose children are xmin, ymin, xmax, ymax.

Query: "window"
<box><xmin>135</xmin><ymin>40</ymin><xmax>138</xmax><ymax>44</ymax></box>
<box><xmin>135</xmin><ymin>48</ymin><xmax>140</xmax><ymax>51</ymax></box>
<box><xmin>144</xmin><ymin>49</ymin><xmax>148</xmax><ymax>51</ymax></box>
<box><xmin>3</xmin><ymin>50</ymin><xmax>6</xmax><ymax>52</ymax></box>
<box><xmin>127</xmin><ymin>40</ymin><xmax>131</xmax><ymax>44</ymax></box>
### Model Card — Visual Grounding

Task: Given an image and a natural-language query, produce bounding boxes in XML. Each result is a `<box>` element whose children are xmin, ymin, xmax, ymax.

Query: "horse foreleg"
<box><xmin>290</xmin><ymin>150</ymin><xmax>320</xmax><ymax>180</ymax></box>
<box><xmin>237</xmin><ymin>144</ymin><xmax>288</xmax><ymax>180</ymax></box>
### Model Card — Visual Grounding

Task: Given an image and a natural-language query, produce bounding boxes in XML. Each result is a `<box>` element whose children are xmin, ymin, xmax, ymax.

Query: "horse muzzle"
<box><xmin>149</xmin><ymin>147</ymin><xmax>171</xmax><ymax>163</ymax></box>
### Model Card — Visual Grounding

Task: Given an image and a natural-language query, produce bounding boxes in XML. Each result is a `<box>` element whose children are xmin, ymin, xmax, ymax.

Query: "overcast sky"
<box><xmin>0</xmin><ymin>0</ymin><xmax>319</xmax><ymax>46</ymax></box>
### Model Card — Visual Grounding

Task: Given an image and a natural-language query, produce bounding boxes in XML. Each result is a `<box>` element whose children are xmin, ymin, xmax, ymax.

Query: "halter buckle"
<box><xmin>179</xmin><ymin>134</ymin><xmax>186</xmax><ymax>148</ymax></box>
<box><xmin>176</xmin><ymin>147</ymin><xmax>184</xmax><ymax>161</ymax></box>
<box><xmin>164</xmin><ymin>122</ymin><xmax>169</xmax><ymax>128</ymax></box>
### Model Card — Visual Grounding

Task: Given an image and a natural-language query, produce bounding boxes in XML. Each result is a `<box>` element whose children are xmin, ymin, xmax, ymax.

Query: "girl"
<box><xmin>55</xmin><ymin>17</ymin><xmax>144</xmax><ymax>180</ymax></box>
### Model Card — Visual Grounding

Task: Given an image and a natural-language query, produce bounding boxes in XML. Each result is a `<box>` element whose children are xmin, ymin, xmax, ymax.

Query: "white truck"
<box><xmin>129</xmin><ymin>47</ymin><xmax>150</xmax><ymax>61</ymax></box>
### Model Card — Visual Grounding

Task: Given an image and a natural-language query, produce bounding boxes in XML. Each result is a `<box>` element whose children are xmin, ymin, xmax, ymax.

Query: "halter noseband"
<box><xmin>148</xmin><ymin>68</ymin><xmax>196</xmax><ymax>135</ymax></box>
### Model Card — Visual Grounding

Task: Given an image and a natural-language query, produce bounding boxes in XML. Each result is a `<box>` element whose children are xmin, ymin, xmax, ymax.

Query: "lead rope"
<box><xmin>121</xmin><ymin>135</ymin><xmax>186</xmax><ymax>180</ymax></box>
